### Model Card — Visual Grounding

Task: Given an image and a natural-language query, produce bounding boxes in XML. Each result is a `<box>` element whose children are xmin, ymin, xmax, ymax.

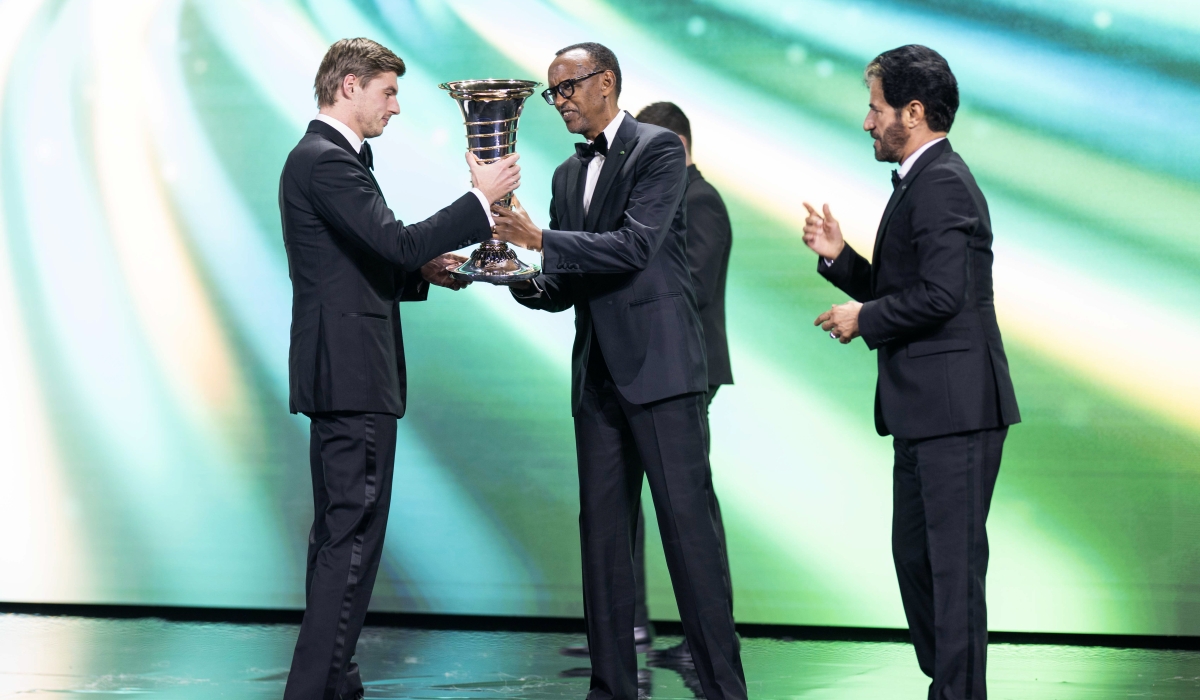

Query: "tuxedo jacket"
<box><xmin>820</xmin><ymin>140</ymin><xmax>1020</xmax><ymax>439</ymax></box>
<box><xmin>513</xmin><ymin>115</ymin><xmax>708</xmax><ymax>414</ymax></box>
<box><xmin>280</xmin><ymin>119</ymin><xmax>491</xmax><ymax>417</ymax></box>
<box><xmin>685</xmin><ymin>165</ymin><xmax>733</xmax><ymax>387</ymax></box>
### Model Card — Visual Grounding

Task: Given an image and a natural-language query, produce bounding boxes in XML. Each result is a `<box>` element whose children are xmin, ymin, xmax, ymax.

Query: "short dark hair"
<box><xmin>314</xmin><ymin>38</ymin><xmax>406</xmax><ymax>108</ymax></box>
<box><xmin>636</xmin><ymin>102</ymin><xmax>691</xmax><ymax>152</ymax></box>
<box><xmin>865</xmin><ymin>45</ymin><xmax>958</xmax><ymax>133</ymax></box>
<box><xmin>555</xmin><ymin>42</ymin><xmax>622</xmax><ymax>97</ymax></box>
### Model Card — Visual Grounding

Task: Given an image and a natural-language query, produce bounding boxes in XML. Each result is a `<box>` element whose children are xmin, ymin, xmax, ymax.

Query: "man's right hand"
<box><xmin>803</xmin><ymin>202</ymin><xmax>845</xmax><ymax>261</ymax></box>
<box><xmin>468</xmin><ymin>152</ymin><xmax>521</xmax><ymax>205</ymax></box>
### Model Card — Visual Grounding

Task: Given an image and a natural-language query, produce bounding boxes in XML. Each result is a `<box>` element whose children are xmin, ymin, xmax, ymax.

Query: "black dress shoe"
<box><xmin>646</xmin><ymin>638</ymin><xmax>692</xmax><ymax>666</ymax></box>
<box><xmin>560</xmin><ymin>625</ymin><xmax>656</xmax><ymax>657</ymax></box>
<box><xmin>337</xmin><ymin>661</ymin><xmax>365</xmax><ymax>699</ymax></box>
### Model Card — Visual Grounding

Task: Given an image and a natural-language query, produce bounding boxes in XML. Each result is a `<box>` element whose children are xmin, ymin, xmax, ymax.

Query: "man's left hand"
<box><xmin>492</xmin><ymin>195</ymin><xmax>543</xmax><ymax>252</ymax></box>
<box><xmin>815</xmin><ymin>301</ymin><xmax>863</xmax><ymax>344</ymax></box>
<box><xmin>421</xmin><ymin>253</ymin><xmax>470</xmax><ymax>290</ymax></box>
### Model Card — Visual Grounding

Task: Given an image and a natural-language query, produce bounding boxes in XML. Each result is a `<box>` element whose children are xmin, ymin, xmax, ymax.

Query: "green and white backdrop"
<box><xmin>1</xmin><ymin>0</ymin><xmax>1198</xmax><ymax>637</ymax></box>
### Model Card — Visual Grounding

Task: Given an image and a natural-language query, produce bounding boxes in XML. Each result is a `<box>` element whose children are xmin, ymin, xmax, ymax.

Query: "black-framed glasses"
<box><xmin>541</xmin><ymin>70</ymin><xmax>605</xmax><ymax>105</ymax></box>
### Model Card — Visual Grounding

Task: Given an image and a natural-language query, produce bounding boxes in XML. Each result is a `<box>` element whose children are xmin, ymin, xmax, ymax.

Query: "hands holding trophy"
<box><xmin>441</xmin><ymin>79</ymin><xmax>542</xmax><ymax>284</ymax></box>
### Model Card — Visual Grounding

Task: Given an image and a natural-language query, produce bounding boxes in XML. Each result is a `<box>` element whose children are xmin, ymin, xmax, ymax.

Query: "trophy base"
<box><xmin>451</xmin><ymin>240</ymin><xmax>540</xmax><ymax>285</ymax></box>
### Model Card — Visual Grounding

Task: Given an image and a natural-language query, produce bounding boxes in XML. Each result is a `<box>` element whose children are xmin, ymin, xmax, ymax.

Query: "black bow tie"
<box><xmin>358</xmin><ymin>140</ymin><xmax>374</xmax><ymax>170</ymax></box>
<box><xmin>891</xmin><ymin>169</ymin><xmax>901</xmax><ymax>190</ymax></box>
<box><xmin>575</xmin><ymin>132</ymin><xmax>609</xmax><ymax>165</ymax></box>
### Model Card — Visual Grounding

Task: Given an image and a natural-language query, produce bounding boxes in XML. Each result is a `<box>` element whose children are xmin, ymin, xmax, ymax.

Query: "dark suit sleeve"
<box><xmin>397</xmin><ymin>271</ymin><xmax>430</xmax><ymax>302</ymax></box>
<box><xmin>685</xmin><ymin>186</ymin><xmax>730</xmax><ymax>310</ymax></box>
<box><xmin>308</xmin><ymin>148</ymin><xmax>490</xmax><ymax>271</ymax></box>
<box><xmin>540</xmin><ymin>132</ymin><xmax>686</xmax><ymax>273</ymax></box>
<box><xmin>512</xmin><ymin>174</ymin><xmax>578</xmax><ymax>312</ymax></box>
<box><xmin>818</xmin><ymin>243</ymin><xmax>874</xmax><ymax>302</ymax></box>
<box><xmin>857</xmin><ymin>171</ymin><xmax>976</xmax><ymax>349</ymax></box>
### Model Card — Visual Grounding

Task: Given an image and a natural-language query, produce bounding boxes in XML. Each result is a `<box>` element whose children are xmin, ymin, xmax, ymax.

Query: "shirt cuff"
<box><xmin>470</xmin><ymin>188</ymin><xmax>496</xmax><ymax>228</ymax></box>
<box><xmin>823</xmin><ymin>257</ymin><xmax>835</xmax><ymax>267</ymax></box>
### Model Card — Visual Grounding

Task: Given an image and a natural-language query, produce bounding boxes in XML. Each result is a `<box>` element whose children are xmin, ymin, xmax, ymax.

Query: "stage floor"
<box><xmin>1</xmin><ymin>614</ymin><xmax>1197</xmax><ymax>699</ymax></box>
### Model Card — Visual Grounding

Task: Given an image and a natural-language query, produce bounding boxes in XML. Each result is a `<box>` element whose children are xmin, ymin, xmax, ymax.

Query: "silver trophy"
<box><xmin>440</xmin><ymin>79</ymin><xmax>541</xmax><ymax>284</ymax></box>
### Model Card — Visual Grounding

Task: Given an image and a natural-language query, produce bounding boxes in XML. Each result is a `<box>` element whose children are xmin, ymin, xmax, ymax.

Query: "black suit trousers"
<box><xmin>892</xmin><ymin>427</ymin><xmax>1006</xmax><ymax>700</ymax></box>
<box><xmin>284</xmin><ymin>412</ymin><xmax>398</xmax><ymax>700</ymax></box>
<box><xmin>576</xmin><ymin>357</ymin><xmax>745</xmax><ymax>700</ymax></box>
<box><xmin>632</xmin><ymin>385</ymin><xmax>729</xmax><ymax>630</ymax></box>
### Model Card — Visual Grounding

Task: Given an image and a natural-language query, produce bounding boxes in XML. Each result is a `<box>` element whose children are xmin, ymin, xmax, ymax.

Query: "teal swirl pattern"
<box><xmin>0</xmin><ymin>0</ymin><xmax>1197</xmax><ymax>636</ymax></box>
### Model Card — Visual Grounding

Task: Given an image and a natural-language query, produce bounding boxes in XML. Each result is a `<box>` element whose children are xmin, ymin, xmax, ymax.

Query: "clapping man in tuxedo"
<box><xmin>804</xmin><ymin>45</ymin><xmax>1020</xmax><ymax>699</ymax></box>
<box><xmin>278</xmin><ymin>38</ymin><xmax>520</xmax><ymax>700</ymax></box>
<box><xmin>491</xmin><ymin>43</ymin><xmax>746</xmax><ymax>700</ymax></box>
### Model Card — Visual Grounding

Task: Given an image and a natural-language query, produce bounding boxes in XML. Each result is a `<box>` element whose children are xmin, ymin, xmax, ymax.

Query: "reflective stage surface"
<box><xmin>1</xmin><ymin>614</ymin><xmax>1197</xmax><ymax>699</ymax></box>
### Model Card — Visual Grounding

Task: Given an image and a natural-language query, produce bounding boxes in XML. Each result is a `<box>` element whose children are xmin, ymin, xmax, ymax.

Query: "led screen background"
<box><xmin>1</xmin><ymin>0</ymin><xmax>1198</xmax><ymax>636</ymax></box>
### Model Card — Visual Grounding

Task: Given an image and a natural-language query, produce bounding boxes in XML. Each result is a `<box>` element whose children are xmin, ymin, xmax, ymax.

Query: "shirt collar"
<box><xmin>897</xmin><ymin>136</ymin><xmax>946</xmax><ymax>179</ymax></box>
<box><xmin>589</xmin><ymin>109</ymin><xmax>627</xmax><ymax>149</ymax></box>
<box><xmin>315</xmin><ymin>113</ymin><xmax>363</xmax><ymax>154</ymax></box>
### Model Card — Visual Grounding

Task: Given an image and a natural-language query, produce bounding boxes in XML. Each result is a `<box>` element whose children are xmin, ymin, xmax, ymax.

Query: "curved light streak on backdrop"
<box><xmin>0</xmin><ymin>0</ymin><xmax>1196</xmax><ymax>635</ymax></box>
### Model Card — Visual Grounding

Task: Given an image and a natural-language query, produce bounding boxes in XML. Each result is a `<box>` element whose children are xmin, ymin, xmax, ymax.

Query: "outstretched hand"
<box><xmin>803</xmin><ymin>202</ymin><xmax>846</xmax><ymax>261</ymax></box>
<box><xmin>421</xmin><ymin>253</ymin><xmax>470</xmax><ymax>291</ymax></box>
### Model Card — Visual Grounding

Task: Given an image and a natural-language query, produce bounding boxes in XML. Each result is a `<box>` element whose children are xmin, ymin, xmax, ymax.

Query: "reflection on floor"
<box><xmin>0</xmin><ymin>614</ymin><xmax>1198</xmax><ymax>698</ymax></box>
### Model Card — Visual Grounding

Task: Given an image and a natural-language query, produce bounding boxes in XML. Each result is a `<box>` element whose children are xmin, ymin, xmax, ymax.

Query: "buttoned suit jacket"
<box><xmin>280</xmin><ymin>119</ymin><xmax>491</xmax><ymax>417</ymax></box>
<box><xmin>819</xmin><ymin>139</ymin><xmax>1020</xmax><ymax>439</ymax></box>
<box><xmin>512</xmin><ymin>115</ymin><xmax>707</xmax><ymax>414</ymax></box>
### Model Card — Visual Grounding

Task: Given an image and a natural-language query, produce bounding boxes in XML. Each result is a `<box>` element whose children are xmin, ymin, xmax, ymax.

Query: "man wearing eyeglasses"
<box><xmin>492</xmin><ymin>43</ymin><xmax>746</xmax><ymax>700</ymax></box>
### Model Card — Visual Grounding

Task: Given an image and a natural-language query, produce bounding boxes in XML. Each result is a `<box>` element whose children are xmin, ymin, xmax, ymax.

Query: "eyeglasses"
<box><xmin>541</xmin><ymin>70</ymin><xmax>605</xmax><ymax>105</ymax></box>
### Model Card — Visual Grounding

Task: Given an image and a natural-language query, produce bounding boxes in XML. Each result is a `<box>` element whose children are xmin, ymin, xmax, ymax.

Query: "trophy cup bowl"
<box><xmin>440</xmin><ymin>79</ymin><xmax>542</xmax><ymax>284</ymax></box>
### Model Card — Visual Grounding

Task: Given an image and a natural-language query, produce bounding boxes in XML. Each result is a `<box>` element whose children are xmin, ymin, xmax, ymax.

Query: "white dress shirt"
<box><xmin>315</xmin><ymin>113</ymin><xmax>362</xmax><ymax>153</ymax></box>
<box><xmin>582</xmin><ymin>109</ymin><xmax>628</xmax><ymax>216</ymax></box>
<box><xmin>314</xmin><ymin>112</ymin><xmax>495</xmax><ymax>227</ymax></box>
<box><xmin>897</xmin><ymin>136</ymin><xmax>946</xmax><ymax>179</ymax></box>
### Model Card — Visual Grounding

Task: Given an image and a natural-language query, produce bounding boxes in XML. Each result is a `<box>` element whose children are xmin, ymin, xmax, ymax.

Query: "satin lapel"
<box><xmin>363</xmin><ymin>166</ymin><xmax>384</xmax><ymax>200</ymax></box>
<box><xmin>584</xmin><ymin>116</ymin><xmax>638</xmax><ymax>231</ymax></box>
<box><xmin>307</xmin><ymin>120</ymin><xmax>384</xmax><ymax>198</ymax></box>
<box><xmin>564</xmin><ymin>157</ymin><xmax>584</xmax><ymax>230</ymax></box>
<box><xmin>869</xmin><ymin>139</ymin><xmax>951</xmax><ymax>289</ymax></box>
<box><xmin>872</xmin><ymin>186</ymin><xmax>906</xmax><ymax>265</ymax></box>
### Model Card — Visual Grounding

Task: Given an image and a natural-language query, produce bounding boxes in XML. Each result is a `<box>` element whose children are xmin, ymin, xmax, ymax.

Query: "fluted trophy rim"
<box><xmin>438</xmin><ymin>78</ymin><xmax>542</xmax><ymax>100</ymax></box>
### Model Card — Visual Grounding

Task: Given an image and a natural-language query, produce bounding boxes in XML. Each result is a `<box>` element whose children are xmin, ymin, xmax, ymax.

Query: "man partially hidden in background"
<box><xmin>803</xmin><ymin>45</ymin><xmax>1020</xmax><ymax>699</ymax></box>
<box><xmin>491</xmin><ymin>43</ymin><xmax>746</xmax><ymax>700</ymax></box>
<box><xmin>558</xmin><ymin>101</ymin><xmax>735</xmax><ymax>668</ymax></box>
<box><xmin>278</xmin><ymin>38</ymin><xmax>520</xmax><ymax>700</ymax></box>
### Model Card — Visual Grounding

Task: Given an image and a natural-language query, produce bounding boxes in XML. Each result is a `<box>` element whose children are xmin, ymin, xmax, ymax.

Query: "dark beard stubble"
<box><xmin>874</xmin><ymin>118</ymin><xmax>907</xmax><ymax>163</ymax></box>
